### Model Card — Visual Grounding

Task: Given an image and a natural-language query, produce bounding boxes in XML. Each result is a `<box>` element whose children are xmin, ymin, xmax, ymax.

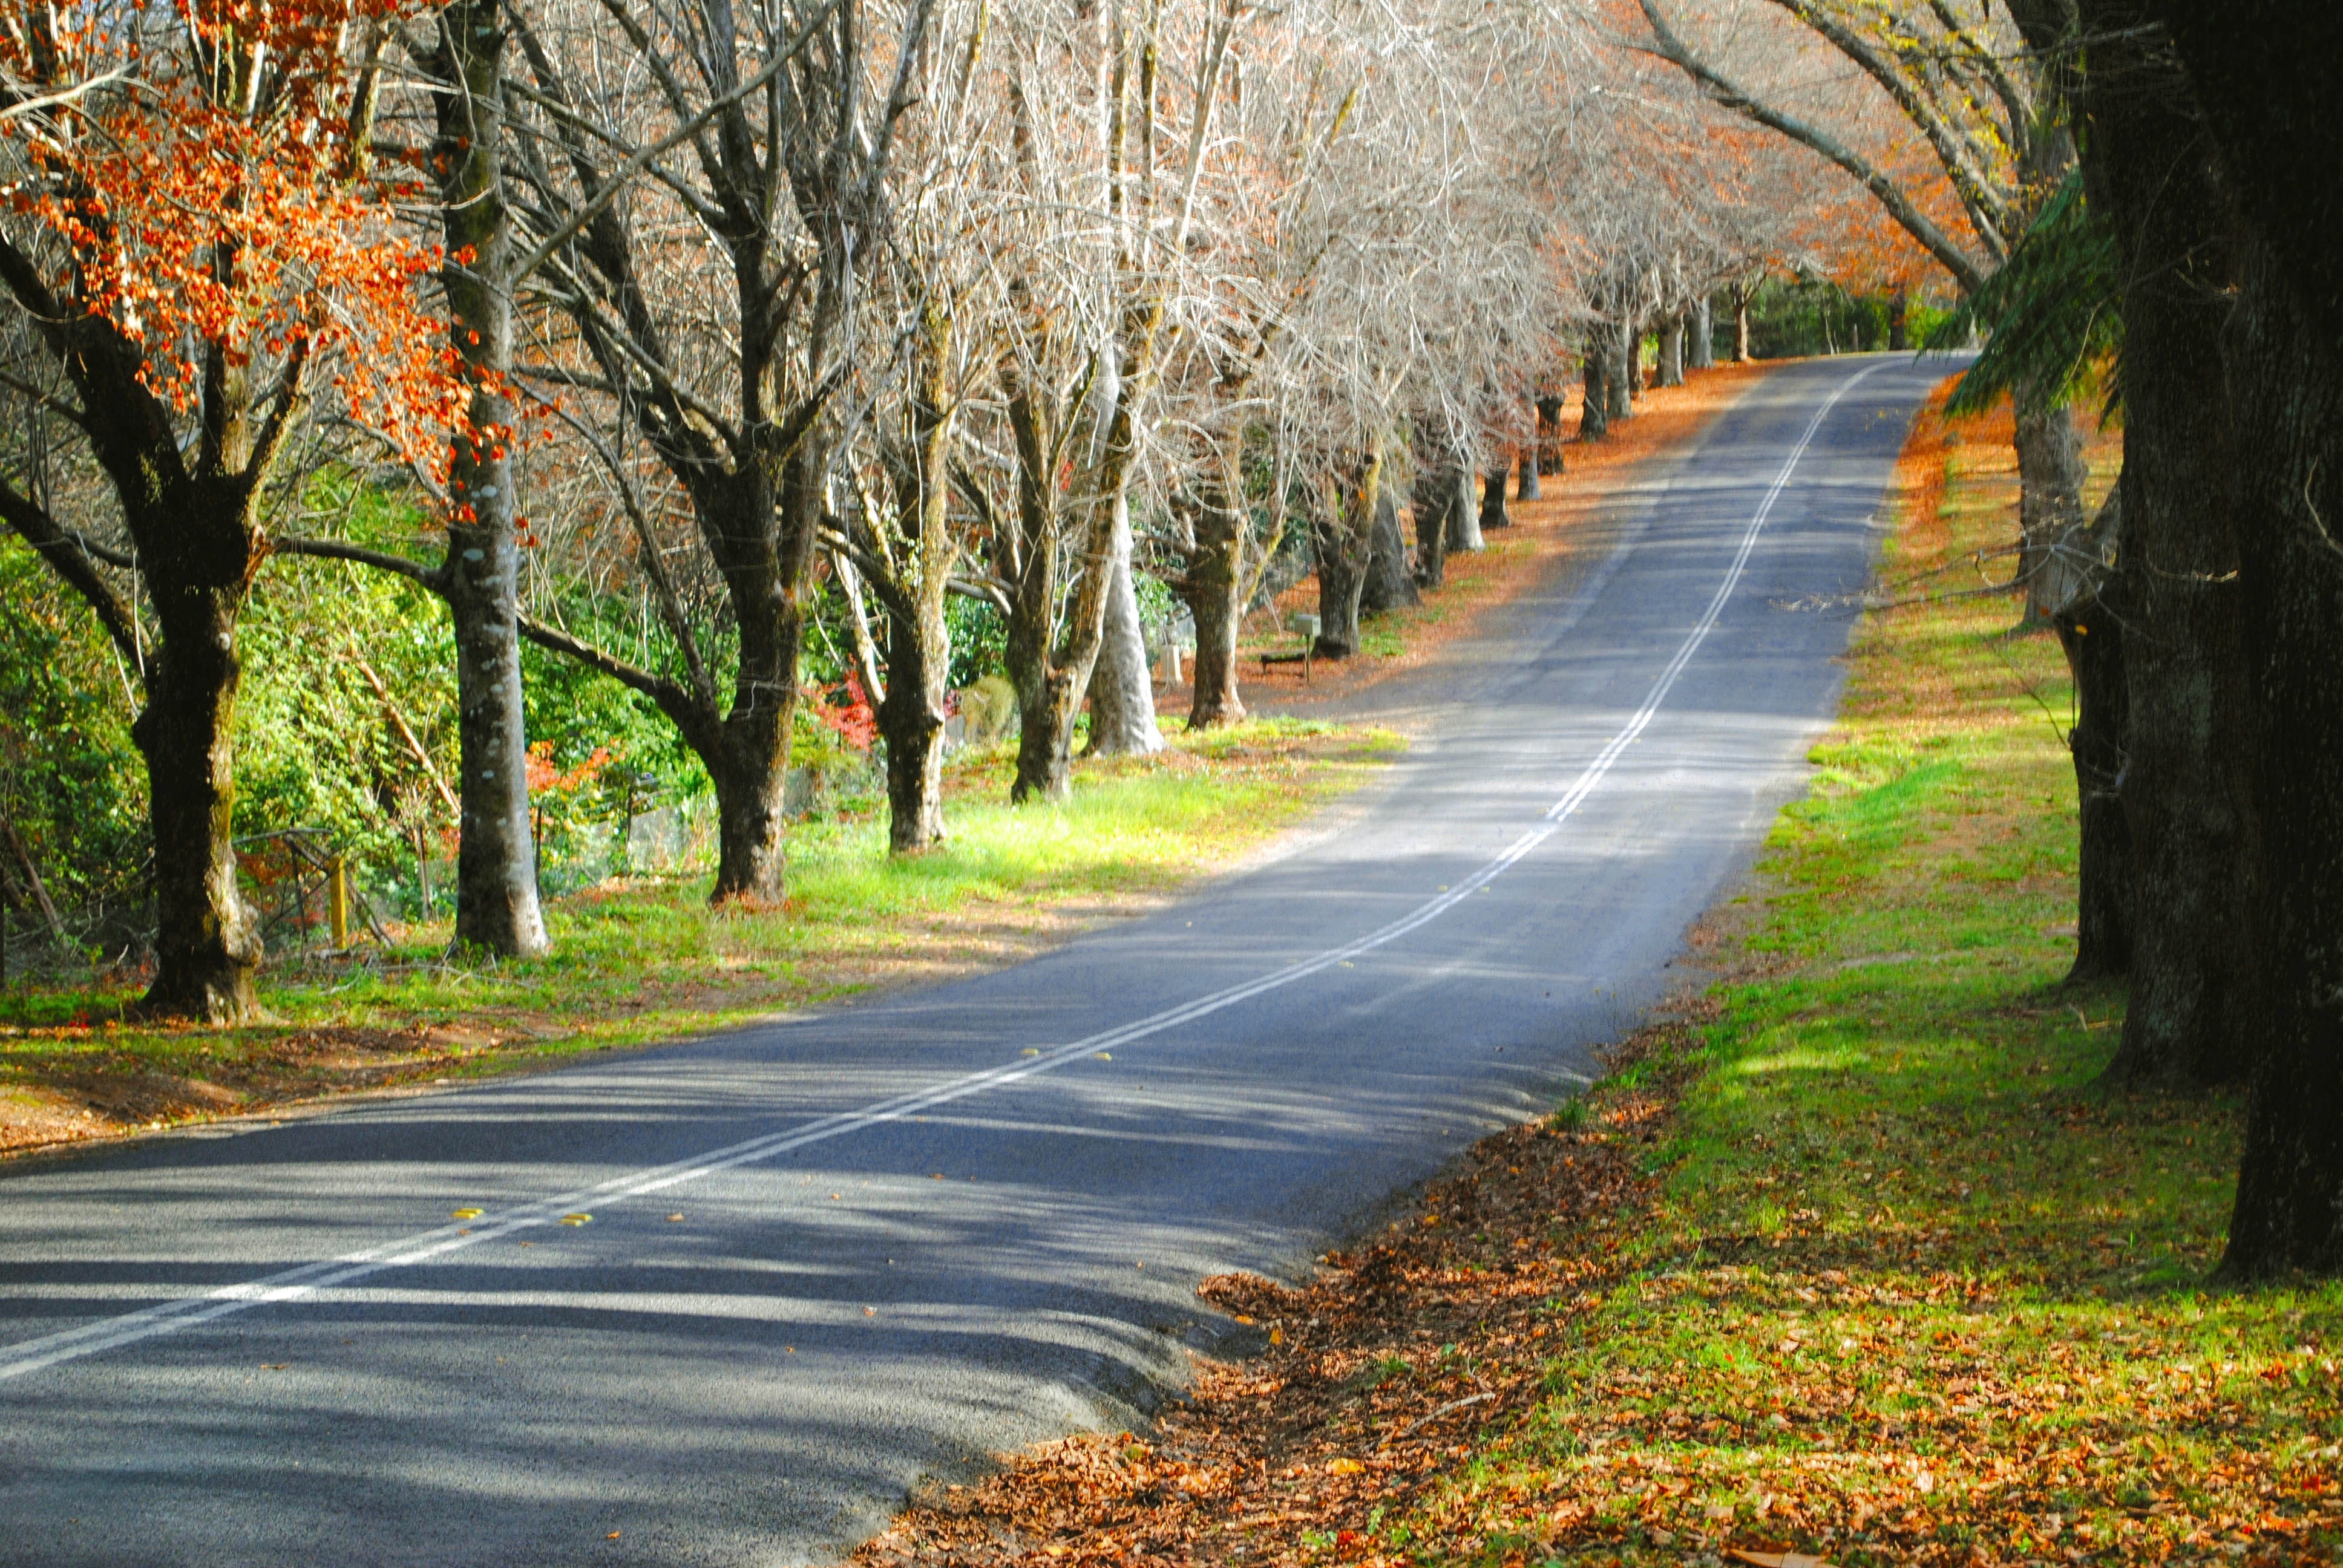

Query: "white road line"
<box><xmin>0</xmin><ymin>361</ymin><xmax>1889</xmax><ymax>1385</ymax></box>
<box><xmin>1544</xmin><ymin>358</ymin><xmax>1886</xmax><ymax>827</ymax></box>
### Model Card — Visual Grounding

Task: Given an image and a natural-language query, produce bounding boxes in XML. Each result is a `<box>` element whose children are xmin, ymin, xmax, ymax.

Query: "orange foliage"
<box><xmin>0</xmin><ymin>0</ymin><xmax>465</xmax><ymax>469</ymax></box>
<box><xmin>811</xmin><ymin>673</ymin><xmax>879</xmax><ymax>751</ymax></box>
<box><xmin>525</xmin><ymin>743</ymin><xmax>614</xmax><ymax>798</ymax></box>
<box><xmin>1606</xmin><ymin>0</ymin><xmax>1997</xmax><ymax>300</ymax></box>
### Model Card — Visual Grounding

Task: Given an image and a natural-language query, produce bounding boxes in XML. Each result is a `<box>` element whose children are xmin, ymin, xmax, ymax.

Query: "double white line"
<box><xmin>0</xmin><ymin>362</ymin><xmax>1884</xmax><ymax>1385</ymax></box>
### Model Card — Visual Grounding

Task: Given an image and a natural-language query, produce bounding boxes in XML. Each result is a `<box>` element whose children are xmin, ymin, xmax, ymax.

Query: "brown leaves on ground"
<box><xmin>0</xmin><ymin>1022</ymin><xmax>504</xmax><ymax>1153</ymax></box>
<box><xmin>860</xmin><ymin>995</ymin><xmax>2343</xmax><ymax>1568</ymax></box>
<box><xmin>860</xmin><ymin>371</ymin><xmax>2335</xmax><ymax>1568</ymax></box>
<box><xmin>857</xmin><ymin>1028</ymin><xmax>1686</xmax><ymax>1568</ymax></box>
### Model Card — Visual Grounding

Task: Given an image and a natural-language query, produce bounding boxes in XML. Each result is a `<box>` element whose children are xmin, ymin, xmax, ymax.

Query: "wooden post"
<box><xmin>329</xmin><ymin>857</ymin><xmax>349</xmax><ymax>949</ymax></box>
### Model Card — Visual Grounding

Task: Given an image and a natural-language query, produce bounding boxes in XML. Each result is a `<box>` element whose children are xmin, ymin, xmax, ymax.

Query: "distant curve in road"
<box><xmin>0</xmin><ymin>354</ymin><xmax>1947</xmax><ymax>1567</ymax></box>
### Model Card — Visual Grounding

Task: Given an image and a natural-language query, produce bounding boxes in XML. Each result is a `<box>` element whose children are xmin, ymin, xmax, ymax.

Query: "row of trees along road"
<box><xmin>1639</xmin><ymin>0</ymin><xmax>2343</xmax><ymax>1278</ymax></box>
<box><xmin>25</xmin><ymin>0</ymin><xmax>2343</xmax><ymax>1274</ymax></box>
<box><xmin>0</xmin><ymin>0</ymin><xmax>1882</xmax><ymax>1017</ymax></box>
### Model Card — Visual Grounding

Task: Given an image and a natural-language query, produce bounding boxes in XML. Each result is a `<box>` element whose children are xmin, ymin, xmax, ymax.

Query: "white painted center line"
<box><xmin>0</xmin><ymin>362</ymin><xmax>1887</xmax><ymax>1385</ymax></box>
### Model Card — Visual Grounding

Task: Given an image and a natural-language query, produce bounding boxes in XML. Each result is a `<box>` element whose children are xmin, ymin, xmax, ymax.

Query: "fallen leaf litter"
<box><xmin>857</xmin><ymin>1017</ymin><xmax>2342</xmax><ymax>1568</ymax></box>
<box><xmin>859</xmin><ymin>1026</ymin><xmax>1673</xmax><ymax>1568</ymax></box>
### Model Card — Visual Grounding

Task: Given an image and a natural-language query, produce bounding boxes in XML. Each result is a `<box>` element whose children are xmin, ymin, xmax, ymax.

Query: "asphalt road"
<box><xmin>0</xmin><ymin>353</ymin><xmax>1948</xmax><ymax>1566</ymax></box>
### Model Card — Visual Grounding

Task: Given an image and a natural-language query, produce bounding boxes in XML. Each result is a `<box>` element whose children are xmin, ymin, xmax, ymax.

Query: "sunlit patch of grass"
<box><xmin>0</xmin><ymin>717</ymin><xmax>1401</xmax><ymax>1150</ymax></box>
<box><xmin>1412</xmin><ymin>387</ymin><xmax>2343</xmax><ymax>1565</ymax></box>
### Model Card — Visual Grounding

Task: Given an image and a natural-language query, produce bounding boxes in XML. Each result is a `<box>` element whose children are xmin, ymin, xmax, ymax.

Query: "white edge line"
<box><xmin>0</xmin><ymin>362</ymin><xmax>1890</xmax><ymax>1385</ymax></box>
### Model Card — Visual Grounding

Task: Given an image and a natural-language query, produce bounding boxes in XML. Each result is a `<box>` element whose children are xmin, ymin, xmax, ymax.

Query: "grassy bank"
<box><xmin>1</xmin><ymin>719</ymin><xmax>1397</xmax><ymax>1155</ymax></box>
<box><xmin>1409</xmin><ymin>402</ymin><xmax>2342</xmax><ymax>1564</ymax></box>
<box><xmin>868</xmin><ymin>385</ymin><xmax>2343</xmax><ymax>1568</ymax></box>
<box><xmin>2</xmin><ymin>364</ymin><xmax>1778</xmax><ymax>1160</ymax></box>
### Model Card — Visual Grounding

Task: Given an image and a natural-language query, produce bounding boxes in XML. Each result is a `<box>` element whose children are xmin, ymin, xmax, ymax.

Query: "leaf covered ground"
<box><xmin>859</xmin><ymin>384</ymin><xmax>2343</xmax><ymax>1568</ymax></box>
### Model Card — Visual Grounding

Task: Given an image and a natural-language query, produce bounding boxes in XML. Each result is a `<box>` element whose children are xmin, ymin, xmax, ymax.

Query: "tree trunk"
<box><xmin>1516</xmin><ymin>440</ymin><xmax>1539</xmax><ymax>500</ymax></box>
<box><xmin>1607</xmin><ymin>316</ymin><xmax>1636</xmax><ymax>420</ymax></box>
<box><xmin>2051</xmin><ymin>491</ymin><xmax>2131</xmax><ymax>982</ymax></box>
<box><xmin>1004</xmin><ymin>283</ymin><xmax>1158</xmax><ymax>801</ymax></box>
<box><xmin>1578</xmin><ymin>346</ymin><xmax>1609</xmax><ymax>441</ymax></box>
<box><xmin>1005</xmin><ymin>465</ymin><xmax>1117</xmax><ymax>806</ymax></box>
<box><xmin>1086</xmin><ymin>492</ymin><xmax>1166</xmax><ymax>756</ymax></box>
<box><xmin>132</xmin><ymin>576</ymin><xmax>260</xmax><ymax>1022</ymax></box>
<box><xmin>1733</xmin><ymin>286</ymin><xmax>1752</xmax><ymax>362</ymax></box>
<box><xmin>1409</xmin><ymin>422</ymin><xmax>1458</xmax><ymax>590</ymax></box>
<box><xmin>1480</xmin><ymin>467</ymin><xmax>1511</xmax><ymax>530</ymax></box>
<box><xmin>444</xmin><ymin>525</ymin><xmax>546</xmax><ymax>952</ymax></box>
<box><xmin>2131</xmin><ymin>0</ymin><xmax>2343</xmax><ymax>1279</ymax></box>
<box><xmin>1312</xmin><ymin>445</ymin><xmax>1381</xmax><ymax>659</ymax></box>
<box><xmin>1182</xmin><ymin>519</ymin><xmax>1247</xmax><ymax>732</ymax></box>
<box><xmin>1535</xmin><ymin>394</ymin><xmax>1565</xmax><ymax>474</ymax></box>
<box><xmin>1360</xmin><ymin>487</ymin><xmax>1418</xmax><ymax>613</ymax></box>
<box><xmin>1689</xmin><ymin>295</ymin><xmax>1715</xmax><ymax>370</ymax></box>
<box><xmin>708</xmin><ymin>452</ymin><xmax>816</xmax><ymax>898</ymax></box>
<box><xmin>436</xmin><ymin>0</ymin><xmax>548</xmax><ymax>957</ymax></box>
<box><xmin>2100</xmin><ymin>410</ymin><xmax>2249</xmax><ymax>1093</ymax></box>
<box><xmin>2076</xmin><ymin>3</ymin><xmax>2252</xmax><ymax>1091</ymax></box>
<box><xmin>1004</xmin><ymin>455</ymin><xmax>1079</xmax><ymax>805</ymax></box>
<box><xmin>1888</xmin><ymin>289</ymin><xmax>1912</xmax><ymax>352</ymax></box>
<box><xmin>871</xmin><ymin>301</ymin><xmax>960</xmax><ymax>851</ymax></box>
<box><xmin>2011</xmin><ymin>377</ymin><xmax>2091</xmax><ymax>626</ymax></box>
<box><xmin>1446</xmin><ymin>460</ymin><xmax>1485</xmax><ymax>554</ymax></box>
<box><xmin>2220</xmin><ymin>235</ymin><xmax>2343</xmax><ymax>1278</ymax></box>
<box><xmin>1181</xmin><ymin>440</ymin><xmax>1248</xmax><ymax>731</ymax></box>
<box><xmin>1012</xmin><ymin>661</ymin><xmax>1084</xmax><ymax>803</ymax></box>
<box><xmin>877</xmin><ymin>612</ymin><xmax>947</xmax><ymax>852</ymax></box>
<box><xmin>1656</xmin><ymin>315</ymin><xmax>1685</xmax><ymax>387</ymax></box>
<box><xmin>1413</xmin><ymin>492</ymin><xmax>1448</xmax><ymax>589</ymax></box>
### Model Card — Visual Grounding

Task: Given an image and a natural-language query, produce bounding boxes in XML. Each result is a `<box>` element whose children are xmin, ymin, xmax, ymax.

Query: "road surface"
<box><xmin>0</xmin><ymin>354</ymin><xmax>1947</xmax><ymax>1566</ymax></box>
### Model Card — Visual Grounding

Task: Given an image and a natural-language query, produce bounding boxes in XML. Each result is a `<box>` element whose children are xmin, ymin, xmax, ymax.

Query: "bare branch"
<box><xmin>1635</xmin><ymin>0</ymin><xmax>1993</xmax><ymax>294</ymax></box>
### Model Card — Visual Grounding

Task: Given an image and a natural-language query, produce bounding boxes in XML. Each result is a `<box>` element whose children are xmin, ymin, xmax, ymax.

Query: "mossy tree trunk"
<box><xmin>130</xmin><ymin>514</ymin><xmax>263</xmax><ymax>1022</ymax></box>
<box><xmin>434</xmin><ymin>0</ymin><xmax>548</xmax><ymax>955</ymax></box>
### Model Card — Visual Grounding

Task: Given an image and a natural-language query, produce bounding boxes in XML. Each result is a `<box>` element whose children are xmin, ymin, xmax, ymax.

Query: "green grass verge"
<box><xmin>1409</xmin><ymin>399</ymin><xmax>2343</xmax><ymax>1565</ymax></box>
<box><xmin>1</xmin><ymin>717</ymin><xmax>1400</xmax><ymax>1145</ymax></box>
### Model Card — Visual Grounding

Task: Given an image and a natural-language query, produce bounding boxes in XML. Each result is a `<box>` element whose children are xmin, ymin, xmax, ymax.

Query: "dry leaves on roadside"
<box><xmin>857</xmin><ymin>1027</ymin><xmax>1685</xmax><ymax>1568</ymax></box>
<box><xmin>859</xmin><ymin>990</ymin><xmax>2343</xmax><ymax>1568</ymax></box>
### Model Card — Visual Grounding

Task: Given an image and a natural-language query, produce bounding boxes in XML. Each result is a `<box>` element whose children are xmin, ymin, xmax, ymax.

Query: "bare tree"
<box><xmin>497</xmin><ymin>0</ymin><xmax>940</xmax><ymax>899</ymax></box>
<box><xmin>1636</xmin><ymin>0</ymin><xmax>2088</xmax><ymax>620</ymax></box>
<box><xmin>951</xmin><ymin>0</ymin><xmax>1239</xmax><ymax>798</ymax></box>
<box><xmin>821</xmin><ymin>13</ymin><xmax>993</xmax><ymax>849</ymax></box>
